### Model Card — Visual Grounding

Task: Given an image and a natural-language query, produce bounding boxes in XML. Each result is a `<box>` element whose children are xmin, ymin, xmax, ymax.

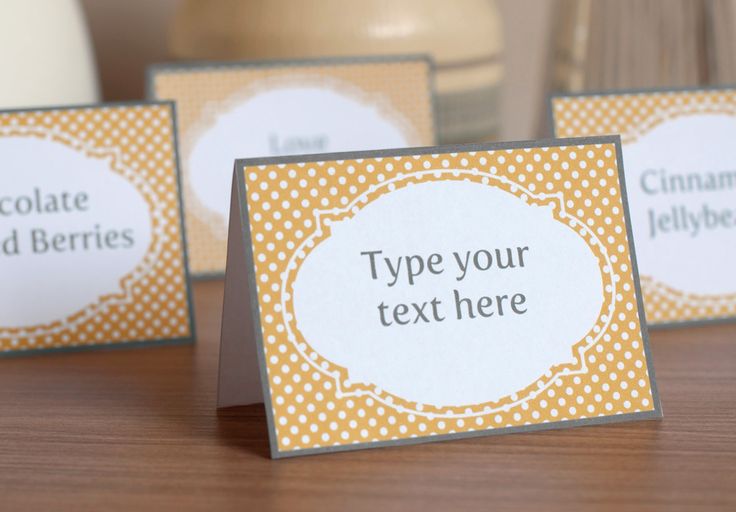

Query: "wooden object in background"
<box><xmin>1</xmin><ymin>280</ymin><xmax>735</xmax><ymax>510</ymax></box>
<box><xmin>550</xmin><ymin>0</ymin><xmax>736</xmax><ymax>93</ymax></box>
<box><xmin>168</xmin><ymin>0</ymin><xmax>504</xmax><ymax>144</ymax></box>
<box><xmin>706</xmin><ymin>0</ymin><xmax>736</xmax><ymax>83</ymax></box>
<box><xmin>543</xmin><ymin>0</ymin><xmax>736</xmax><ymax>135</ymax></box>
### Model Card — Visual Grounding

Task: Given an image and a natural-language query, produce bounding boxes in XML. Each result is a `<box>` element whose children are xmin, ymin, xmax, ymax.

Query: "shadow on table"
<box><xmin>216</xmin><ymin>404</ymin><xmax>272</xmax><ymax>458</ymax></box>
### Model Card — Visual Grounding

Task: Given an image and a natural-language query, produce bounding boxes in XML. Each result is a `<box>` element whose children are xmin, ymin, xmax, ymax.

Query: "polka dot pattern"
<box><xmin>152</xmin><ymin>59</ymin><xmax>435</xmax><ymax>275</ymax></box>
<box><xmin>552</xmin><ymin>90</ymin><xmax>736</xmax><ymax>324</ymax></box>
<box><xmin>0</xmin><ymin>104</ymin><xmax>192</xmax><ymax>353</ymax></box>
<box><xmin>241</xmin><ymin>143</ymin><xmax>657</xmax><ymax>454</ymax></box>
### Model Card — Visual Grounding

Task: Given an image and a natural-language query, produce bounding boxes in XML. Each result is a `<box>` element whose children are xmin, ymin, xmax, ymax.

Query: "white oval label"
<box><xmin>188</xmin><ymin>85</ymin><xmax>412</xmax><ymax>232</ymax></box>
<box><xmin>626</xmin><ymin>113</ymin><xmax>736</xmax><ymax>295</ymax></box>
<box><xmin>0</xmin><ymin>135</ymin><xmax>152</xmax><ymax>329</ymax></box>
<box><xmin>291</xmin><ymin>178</ymin><xmax>604</xmax><ymax>407</ymax></box>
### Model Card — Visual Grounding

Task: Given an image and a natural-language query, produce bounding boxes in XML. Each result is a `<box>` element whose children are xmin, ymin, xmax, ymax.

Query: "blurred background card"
<box><xmin>551</xmin><ymin>88</ymin><xmax>736</xmax><ymax>327</ymax></box>
<box><xmin>148</xmin><ymin>56</ymin><xmax>436</xmax><ymax>276</ymax></box>
<box><xmin>0</xmin><ymin>102</ymin><xmax>194</xmax><ymax>355</ymax></box>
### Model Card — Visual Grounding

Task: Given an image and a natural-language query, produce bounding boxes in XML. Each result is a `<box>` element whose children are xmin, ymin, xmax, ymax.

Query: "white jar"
<box><xmin>0</xmin><ymin>0</ymin><xmax>99</xmax><ymax>109</ymax></box>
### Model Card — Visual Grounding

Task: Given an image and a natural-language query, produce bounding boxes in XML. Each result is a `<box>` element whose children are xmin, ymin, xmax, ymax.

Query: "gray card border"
<box><xmin>0</xmin><ymin>100</ymin><xmax>197</xmax><ymax>357</ymax></box>
<box><xmin>548</xmin><ymin>85</ymin><xmax>736</xmax><ymax>329</ymax></box>
<box><xmin>147</xmin><ymin>54</ymin><xmax>440</xmax><ymax>279</ymax></box>
<box><xmin>233</xmin><ymin>135</ymin><xmax>663</xmax><ymax>459</ymax></box>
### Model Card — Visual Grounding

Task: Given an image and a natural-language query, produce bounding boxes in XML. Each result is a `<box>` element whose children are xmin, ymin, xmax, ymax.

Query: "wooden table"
<box><xmin>1</xmin><ymin>280</ymin><xmax>734</xmax><ymax>511</ymax></box>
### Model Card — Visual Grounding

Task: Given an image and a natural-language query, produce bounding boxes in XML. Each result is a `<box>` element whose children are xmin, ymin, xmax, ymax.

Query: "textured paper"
<box><xmin>220</xmin><ymin>137</ymin><xmax>661</xmax><ymax>458</ymax></box>
<box><xmin>0</xmin><ymin>102</ymin><xmax>194</xmax><ymax>355</ymax></box>
<box><xmin>149</xmin><ymin>56</ymin><xmax>436</xmax><ymax>276</ymax></box>
<box><xmin>552</xmin><ymin>87</ymin><xmax>736</xmax><ymax>326</ymax></box>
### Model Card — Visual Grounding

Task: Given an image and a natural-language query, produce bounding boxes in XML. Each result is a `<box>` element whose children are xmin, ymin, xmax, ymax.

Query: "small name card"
<box><xmin>0</xmin><ymin>102</ymin><xmax>194</xmax><ymax>355</ymax></box>
<box><xmin>219</xmin><ymin>138</ymin><xmax>661</xmax><ymax>458</ymax></box>
<box><xmin>552</xmin><ymin>87</ymin><xmax>736</xmax><ymax>326</ymax></box>
<box><xmin>148</xmin><ymin>56</ymin><xmax>436</xmax><ymax>276</ymax></box>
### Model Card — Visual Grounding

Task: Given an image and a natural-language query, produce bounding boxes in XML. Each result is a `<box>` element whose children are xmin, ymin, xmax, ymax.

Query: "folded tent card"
<box><xmin>0</xmin><ymin>102</ymin><xmax>194</xmax><ymax>355</ymax></box>
<box><xmin>219</xmin><ymin>137</ymin><xmax>662</xmax><ymax>458</ymax></box>
<box><xmin>147</xmin><ymin>55</ymin><xmax>437</xmax><ymax>277</ymax></box>
<box><xmin>551</xmin><ymin>87</ymin><xmax>736</xmax><ymax>327</ymax></box>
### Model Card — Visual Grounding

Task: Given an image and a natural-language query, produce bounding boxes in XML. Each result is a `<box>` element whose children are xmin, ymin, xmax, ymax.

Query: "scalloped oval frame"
<box><xmin>278</xmin><ymin>165</ymin><xmax>618</xmax><ymax>419</ymax></box>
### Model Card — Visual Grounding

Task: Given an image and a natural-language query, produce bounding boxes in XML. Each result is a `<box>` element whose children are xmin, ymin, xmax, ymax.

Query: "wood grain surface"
<box><xmin>1</xmin><ymin>280</ymin><xmax>734</xmax><ymax>511</ymax></box>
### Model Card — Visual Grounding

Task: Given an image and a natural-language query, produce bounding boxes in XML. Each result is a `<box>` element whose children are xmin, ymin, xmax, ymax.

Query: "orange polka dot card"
<box><xmin>0</xmin><ymin>102</ymin><xmax>194</xmax><ymax>355</ymax></box>
<box><xmin>219</xmin><ymin>137</ymin><xmax>662</xmax><ymax>458</ymax></box>
<box><xmin>147</xmin><ymin>56</ymin><xmax>436</xmax><ymax>277</ymax></box>
<box><xmin>551</xmin><ymin>88</ymin><xmax>736</xmax><ymax>327</ymax></box>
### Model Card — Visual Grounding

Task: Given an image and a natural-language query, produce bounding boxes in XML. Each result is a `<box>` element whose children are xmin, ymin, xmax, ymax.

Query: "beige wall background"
<box><xmin>81</xmin><ymin>0</ymin><xmax>552</xmax><ymax>141</ymax></box>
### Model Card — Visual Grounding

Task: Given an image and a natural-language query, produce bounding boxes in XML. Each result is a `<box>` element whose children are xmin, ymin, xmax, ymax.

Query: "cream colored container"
<box><xmin>0</xmin><ymin>0</ymin><xmax>99</xmax><ymax>109</ymax></box>
<box><xmin>169</xmin><ymin>0</ymin><xmax>504</xmax><ymax>143</ymax></box>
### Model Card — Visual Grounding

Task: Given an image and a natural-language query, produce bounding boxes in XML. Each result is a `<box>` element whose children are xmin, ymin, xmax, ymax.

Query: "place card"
<box><xmin>148</xmin><ymin>56</ymin><xmax>436</xmax><ymax>276</ymax></box>
<box><xmin>551</xmin><ymin>87</ymin><xmax>736</xmax><ymax>326</ymax></box>
<box><xmin>219</xmin><ymin>138</ymin><xmax>661</xmax><ymax>458</ymax></box>
<box><xmin>0</xmin><ymin>102</ymin><xmax>194</xmax><ymax>355</ymax></box>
